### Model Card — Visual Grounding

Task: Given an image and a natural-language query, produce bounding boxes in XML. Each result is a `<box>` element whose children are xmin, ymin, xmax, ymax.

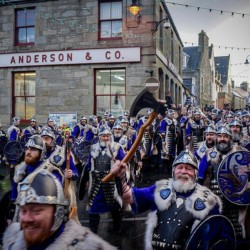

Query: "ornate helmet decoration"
<box><xmin>98</xmin><ymin>125</ymin><xmax>111</xmax><ymax>136</ymax></box>
<box><xmin>229</xmin><ymin>119</ymin><xmax>243</xmax><ymax>128</ymax></box>
<box><xmin>216</xmin><ymin>125</ymin><xmax>232</xmax><ymax>137</ymax></box>
<box><xmin>25</xmin><ymin>134</ymin><xmax>46</xmax><ymax>154</ymax></box>
<box><xmin>204</xmin><ymin>125</ymin><xmax>216</xmax><ymax>134</ymax></box>
<box><xmin>173</xmin><ymin>150</ymin><xmax>198</xmax><ymax>170</ymax></box>
<box><xmin>12</xmin><ymin>117</ymin><xmax>20</xmax><ymax>125</ymax></box>
<box><xmin>211</xmin><ymin>108</ymin><xmax>221</xmax><ymax>116</ymax></box>
<box><xmin>16</xmin><ymin>169</ymin><xmax>68</xmax><ymax>231</ymax></box>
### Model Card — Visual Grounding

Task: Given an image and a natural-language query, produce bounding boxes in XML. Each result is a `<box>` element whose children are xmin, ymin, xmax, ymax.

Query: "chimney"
<box><xmin>198</xmin><ymin>30</ymin><xmax>209</xmax><ymax>53</ymax></box>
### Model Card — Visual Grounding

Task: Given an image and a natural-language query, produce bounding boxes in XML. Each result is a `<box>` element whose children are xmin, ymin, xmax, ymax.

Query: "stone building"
<box><xmin>182</xmin><ymin>30</ymin><xmax>216</xmax><ymax>108</ymax></box>
<box><xmin>0</xmin><ymin>0</ymin><xmax>184</xmax><ymax>128</ymax></box>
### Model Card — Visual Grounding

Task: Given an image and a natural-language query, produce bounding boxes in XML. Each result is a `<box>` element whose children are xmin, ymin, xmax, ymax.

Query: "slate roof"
<box><xmin>183</xmin><ymin>47</ymin><xmax>200</xmax><ymax>71</ymax></box>
<box><xmin>214</xmin><ymin>56</ymin><xmax>230</xmax><ymax>85</ymax></box>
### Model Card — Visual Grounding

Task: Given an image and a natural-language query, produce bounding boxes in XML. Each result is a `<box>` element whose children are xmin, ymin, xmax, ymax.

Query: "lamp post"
<box><xmin>151</xmin><ymin>18</ymin><xmax>170</xmax><ymax>31</ymax></box>
<box><xmin>244</xmin><ymin>55</ymin><xmax>250</xmax><ymax>65</ymax></box>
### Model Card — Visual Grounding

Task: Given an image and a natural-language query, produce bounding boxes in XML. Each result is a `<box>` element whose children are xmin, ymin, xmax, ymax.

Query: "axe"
<box><xmin>102</xmin><ymin>85</ymin><xmax>167</xmax><ymax>183</ymax></box>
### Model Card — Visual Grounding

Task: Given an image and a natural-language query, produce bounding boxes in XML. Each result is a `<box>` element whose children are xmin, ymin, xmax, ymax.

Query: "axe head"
<box><xmin>130</xmin><ymin>88</ymin><xmax>167</xmax><ymax>117</ymax></box>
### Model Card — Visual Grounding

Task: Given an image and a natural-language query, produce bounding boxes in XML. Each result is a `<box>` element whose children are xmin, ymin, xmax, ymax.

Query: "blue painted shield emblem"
<box><xmin>160</xmin><ymin>188</ymin><xmax>171</xmax><ymax>200</ymax></box>
<box><xmin>53</xmin><ymin>155</ymin><xmax>62</xmax><ymax>164</ymax></box>
<box><xmin>194</xmin><ymin>198</ymin><xmax>206</xmax><ymax>211</ymax></box>
<box><xmin>200</xmin><ymin>147</ymin><xmax>206</xmax><ymax>153</ymax></box>
<box><xmin>217</xmin><ymin>150</ymin><xmax>250</xmax><ymax>205</ymax></box>
<box><xmin>209</xmin><ymin>151</ymin><xmax>217</xmax><ymax>158</ymax></box>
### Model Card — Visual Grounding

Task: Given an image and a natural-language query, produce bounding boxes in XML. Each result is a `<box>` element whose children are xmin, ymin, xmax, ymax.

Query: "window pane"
<box><xmin>100</xmin><ymin>2</ymin><xmax>110</xmax><ymax>20</ymax></box>
<box><xmin>111</xmin><ymin>95</ymin><xmax>125</xmax><ymax>117</ymax></box>
<box><xmin>15</xmin><ymin>97</ymin><xmax>25</xmax><ymax>119</ymax></box>
<box><xmin>17</xmin><ymin>10</ymin><xmax>25</xmax><ymax>27</ymax></box>
<box><xmin>111</xmin><ymin>2</ymin><xmax>122</xmax><ymax>18</ymax></box>
<box><xmin>111</xmin><ymin>21</ymin><xmax>122</xmax><ymax>37</ymax></box>
<box><xmin>27</xmin><ymin>27</ymin><xmax>35</xmax><ymax>43</ymax></box>
<box><xmin>96</xmin><ymin>70</ymin><xmax>111</xmax><ymax>94</ymax></box>
<box><xmin>18</xmin><ymin>28</ymin><xmax>27</xmax><ymax>43</ymax></box>
<box><xmin>100</xmin><ymin>21</ymin><xmax>111</xmax><ymax>38</ymax></box>
<box><xmin>14</xmin><ymin>73</ymin><xmax>25</xmax><ymax>96</ymax></box>
<box><xmin>96</xmin><ymin>95</ymin><xmax>111</xmax><ymax>117</ymax></box>
<box><xmin>26</xmin><ymin>97</ymin><xmax>36</xmax><ymax>119</ymax></box>
<box><xmin>26</xmin><ymin>9</ymin><xmax>35</xmax><ymax>26</ymax></box>
<box><xmin>111</xmin><ymin>69</ymin><xmax>125</xmax><ymax>94</ymax></box>
<box><xmin>25</xmin><ymin>73</ymin><xmax>36</xmax><ymax>95</ymax></box>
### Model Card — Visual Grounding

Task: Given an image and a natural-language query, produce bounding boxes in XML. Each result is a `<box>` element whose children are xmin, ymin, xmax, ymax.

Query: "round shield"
<box><xmin>0</xmin><ymin>136</ymin><xmax>8</xmax><ymax>155</ymax></box>
<box><xmin>217</xmin><ymin>150</ymin><xmax>250</xmax><ymax>205</ymax></box>
<box><xmin>185</xmin><ymin>215</ymin><xmax>236</xmax><ymax>250</ymax></box>
<box><xmin>73</xmin><ymin>138</ymin><xmax>92</xmax><ymax>162</ymax></box>
<box><xmin>20</xmin><ymin>133</ymin><xmax>32</xmax><ymax>150</ymax></box>
<box><xmin>4</xmin><ymin>141</ymin><xmax>23</xmax><ymax>161</ymax></box>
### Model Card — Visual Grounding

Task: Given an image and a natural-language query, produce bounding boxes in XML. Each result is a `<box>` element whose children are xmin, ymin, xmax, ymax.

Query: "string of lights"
<box><xmin>164</xmin><ymin>1</ymin><xmax>250</xmax><ymax>18</ymax></box>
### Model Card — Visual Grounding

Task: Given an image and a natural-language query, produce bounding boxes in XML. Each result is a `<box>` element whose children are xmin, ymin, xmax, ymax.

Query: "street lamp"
<box><xmin>128</xmin><ymin>0</ymin><xmax>142</xmax><ymax>16</ymax></box>
<box><xmin>244</xmin><ymin>55</ymin><xmax>250</xmax><ymax>65</ymax></box>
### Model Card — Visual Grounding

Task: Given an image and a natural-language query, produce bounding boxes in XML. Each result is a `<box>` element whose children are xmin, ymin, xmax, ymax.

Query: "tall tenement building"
<box><xmin>0</xmin><ymin>0</ymin><xmax>184</xmax><ymax>127</ymax></box>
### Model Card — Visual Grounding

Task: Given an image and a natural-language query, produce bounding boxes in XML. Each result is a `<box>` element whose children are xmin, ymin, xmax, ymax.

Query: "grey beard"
<box><xmin>100</xmin><ymin>141</ymin><xmax>108</xmax><ymax>147</ymax></box>
<box><xmin>172</xmin><ymin>178</ymin><xmax>196</xmax><ymax>193</ymax></box>
<box><xmin>232</xmin><ymin>133</ymin><xmax>241</xmax><ymax>143</ymax></box>
<box><xmin>216</xmin><ymin>141</ymin><xmax>232</xmax><ymax>152</ymax></box>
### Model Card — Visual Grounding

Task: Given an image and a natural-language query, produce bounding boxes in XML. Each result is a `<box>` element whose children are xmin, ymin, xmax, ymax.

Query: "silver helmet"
<box><xmin>204</xmin><ymin>125</ymin><xmax>216</xmax><ymax>134</ymax></box>
<box><xmin>40</xmin><ymin>128</ymin><xmax>56</xmax><ymax>140</ymax></box>
<box><xmin>16</xmin><ymin>169</ymin><xmax>68</xmax><ymax>231</ymax></box>
<box><xmin>173</xmin><ymin>150</ymin><xmax>198</xmax><ymax>170</ymax></box>
<box><xmin>98</xmin><ymin>125</ymin><xmax>111</xmax><ymax>136</ymax></box>
<box><xmin>25</xmin><ymin>134</ymin><xmax>46</xmax><ymax>155</ymax></box>
<box><xmin>12</xmin><ymin>117</ymin><xmax>20</xmax><ymax>126</ymax></box>
<box><xmin>216</xmin><ymin>125</ymin><xmax>232</xmax><ymax>137</ymax></box>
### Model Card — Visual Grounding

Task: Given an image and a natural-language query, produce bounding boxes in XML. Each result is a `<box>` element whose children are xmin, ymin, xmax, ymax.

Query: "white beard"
<box><xmin>100</xmin><ymin>141</ymin><xmax>108</xmax><ymax>147</ymax></box>
<box><xmin>173</xmin><ymin>176</ymin><xmax>196</xmax><ymax>193</ymax></box>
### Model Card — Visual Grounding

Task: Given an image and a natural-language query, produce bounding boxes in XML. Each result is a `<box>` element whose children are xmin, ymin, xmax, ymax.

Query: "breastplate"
<box><xmin>93</xmin><ymin>152</ymin><xmax>111</xmax><ymax>172</ymax></box>
<box><xmin>152</xmin><ymin>197</ymin><xmax>195</xmax><ymax>249</ymax></box>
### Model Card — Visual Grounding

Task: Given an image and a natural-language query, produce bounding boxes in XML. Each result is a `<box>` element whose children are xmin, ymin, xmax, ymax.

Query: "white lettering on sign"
<box><xmin>0</xmin><ymin>47</ymin><xmax>141</xmax><ymax>68</ymax></box>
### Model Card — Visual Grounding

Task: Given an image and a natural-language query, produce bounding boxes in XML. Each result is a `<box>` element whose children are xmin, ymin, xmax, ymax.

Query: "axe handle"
<box><xmin>101</xmin><ymin>111</ymin><xmax>158</xmax><ymax>183</ymax></box>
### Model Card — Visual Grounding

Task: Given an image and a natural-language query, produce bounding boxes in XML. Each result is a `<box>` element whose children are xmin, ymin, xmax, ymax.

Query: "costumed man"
<box><xmin>198</xmin><ymin>126</ymin><xmax>249</xmax><ymax>247</ymax></box>
<box><xmin>72</xmin><ymin>116</ymin><xmax>87</xmax><ymax>139</ymax></box>
<box><xmin>242</xmin><ymin>120</ymin><xmax>250</xmax><ymax>149</ymax></box>
<box><xmin>83</xmin><ymin>115</ymin><xmax>98</xmax><ymax>143</ymax></box>
<box><xmin>40</xmin><ymin>128</ymin><xmax>79</xmax><ymax>181</ymax></box>
<box><xmin>107</xmin><ymin>114</ymin><xmax>116</xmax><ymax>130</ymax></box>
<box><xmin>186</xmin><ymin>109</ymin><xmax>206</xmax><ymax>152</ymax></box>
<box><xmin>137</xmin><ymin>109</ymin><xmax>156</xmax><ymax>183</ymax></box>
<box><xmin>23</xmin><ymin>118</ymin><xmax>41</xmax><ymax>136</ymax></box>
<box><xmin>99</xmin><ymin>111</ymin><xmax>110</xmax><ymax>127</ymax></box>
<box><xmin>224</xmin><ymin>111</ymin><xmax>235</xmax><ymax>126</ymax></box>
<box><xmin>112</xmin><ymin>120</ymin><xmax>141</xmax><ymax>186</ymax></box>
<box><xmin>110</xmin><ymin>150</ymin><xmax>224</xmax><ymax>250</ymax></box>
<box><xmin>229</xmin><ymin>119</ymin><xmax>245</xmax><ymax>147</ymax></box>
<box><xmin>7</xmin><ymin>117</ymin><xmax>21</xmax><ymax>141</ymax></box>
<box><xmin>159</xmin><ymin>109</ymin><xmax>179</xmax><ymax>176</ymax></box>
<box><xmin>84</xmin><ymin>125</ymin><xmax>125</xmax><ymax>234</ymax></box>
<box><xmin>194</xmin><ymin>125</ymin><xmax>216</xmax><ymax>162</ymax></box>
<box><xmin>241</xmin><ymin>110</ymin><xmax>249</xmax><ymax>135</ymax></box>
<box><xmin>210</xmin><ymin>108</ymin><xmax>223</xmax><ymax>129</ymax></box>
<box><xmin>41</xmin><ymin>117</ymin><xmax>57</xmax><ymax>133</ymax></box>
<box><xmin>3</xmin><ymin>169</ymin><xmax>117</xmax><ymax>250</ymax></box>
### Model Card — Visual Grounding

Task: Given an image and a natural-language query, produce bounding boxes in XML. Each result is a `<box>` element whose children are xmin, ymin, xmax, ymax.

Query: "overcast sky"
<box><xmin>165</xmin><ymin>0</ymin><xmax>250</xmax><ymax>87</ymax></box>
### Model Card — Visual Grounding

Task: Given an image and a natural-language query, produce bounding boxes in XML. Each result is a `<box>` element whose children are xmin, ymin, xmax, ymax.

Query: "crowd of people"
<box><xmin>0</xmin><ymin>102</ymin><xmax>250</xmax><ymax>249</ymax></box>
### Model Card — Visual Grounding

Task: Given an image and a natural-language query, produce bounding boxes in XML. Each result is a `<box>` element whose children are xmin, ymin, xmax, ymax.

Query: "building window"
<box><xmin>95</xmin><ymin>69</ymin><xmax>126</xmax><ymax>117</ymax></box>
<box><xmin>13</xmin><ymin>72</ymin><xmax>36</xmax><ymax>120</ymax></box>
<box><xmin>99</xmin><ymin>1</ymin><xmax>122</xmax><ymax>39</ymax></box>
<box><xmin>15</xmin><ymin>8</ymin><xmax>35</xmax><ymax>45</ymax></box>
